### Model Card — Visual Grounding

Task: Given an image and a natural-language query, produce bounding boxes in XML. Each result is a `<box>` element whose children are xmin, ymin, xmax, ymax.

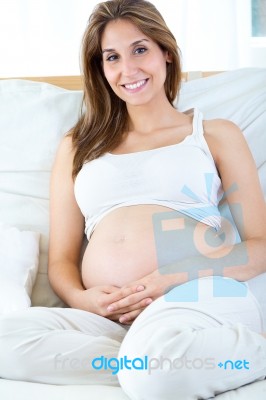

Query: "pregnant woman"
<box><xmin>1</xmin><ymin>1</ymin><xmax>266</xmax><ymax>399</ymax></box>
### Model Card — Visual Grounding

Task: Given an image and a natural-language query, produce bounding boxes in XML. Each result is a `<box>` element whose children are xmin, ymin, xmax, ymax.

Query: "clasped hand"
<box><xmin>102</xmin><ymin>270</ymin><xmax>174</xmax><ymax>325</ymax></box>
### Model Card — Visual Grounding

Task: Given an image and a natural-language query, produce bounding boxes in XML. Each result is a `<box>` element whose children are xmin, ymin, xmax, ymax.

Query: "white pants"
<box><xmin>0</xmin><ymin>276</ymin><xmax>265</xmax><ymax>400</ymax></box>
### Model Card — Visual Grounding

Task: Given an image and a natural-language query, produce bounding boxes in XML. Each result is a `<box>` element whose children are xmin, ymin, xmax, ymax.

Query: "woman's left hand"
<box><xmin>106</xmin><ymin>269</ymin><xmax>175</xmax><ymax>324</ymax></box>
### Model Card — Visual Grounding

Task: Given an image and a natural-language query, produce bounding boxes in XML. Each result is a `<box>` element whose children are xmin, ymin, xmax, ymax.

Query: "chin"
<box><xmin>125</xmin><ymin>95</ymin><xmax>155</xmax><ymax>107</ymax></box>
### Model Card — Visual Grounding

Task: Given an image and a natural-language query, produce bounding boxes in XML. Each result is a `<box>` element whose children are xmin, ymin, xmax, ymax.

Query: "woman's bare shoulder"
<box><xmin>56</xmin><ymin>133</ymin><xmax>75</xmax><ymax>158</ymax></box>
<box><xmin>51</xmin><ymin>133</ymin><xmax>76</xmax><ymax>184</ymax></box>
<box><xmin>203</xmin><ymin>118</ymin><xmax>242</xmax><ymax>138</ymax></box>
<box><xmin>202</xmin><ymin>118</ymin><xmax>245</xmax><ymax>162</ymax></box>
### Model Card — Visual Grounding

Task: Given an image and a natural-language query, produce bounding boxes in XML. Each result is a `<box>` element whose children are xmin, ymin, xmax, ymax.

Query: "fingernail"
<box><xmin>136</xmin><ymin>285</ymin><xmax>145</xmax><ymax>291</ymax></box>
<box><xmin>119</xmin><ymin>317</ymin><xmax>127</xmax><ymax>323</ymax></box>
<box><xmin>107</xmin><ymin>306</ymin><xmax>114</xmax><ymax>312</ymax></box>
<box><xmin>146</xmin><ymin>299</ymin><xmax>153</xmax><ymax>305</ymax></box>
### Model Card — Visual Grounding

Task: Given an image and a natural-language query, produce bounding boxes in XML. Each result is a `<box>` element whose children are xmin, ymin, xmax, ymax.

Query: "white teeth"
<box><xmin>124</xmin><ymin>79</ymin><xmax>146</xmax><ymax>90</ymax></box>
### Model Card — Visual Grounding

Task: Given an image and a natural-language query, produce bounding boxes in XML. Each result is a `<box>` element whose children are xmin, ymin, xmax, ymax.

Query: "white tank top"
<box><xmin>74</xmin><ymin>108</ymin><xmax>223</xmax><ymax>239</ymax></box>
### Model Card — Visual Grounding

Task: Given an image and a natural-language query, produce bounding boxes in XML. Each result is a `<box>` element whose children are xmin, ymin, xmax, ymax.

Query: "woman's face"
<box><xmin>101</xmin><ymin>18</ymin><xmax>171</xmax><ymax>107</ymax></box>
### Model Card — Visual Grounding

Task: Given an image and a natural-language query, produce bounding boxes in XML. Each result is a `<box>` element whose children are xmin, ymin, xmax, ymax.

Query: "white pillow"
<box><xmin>0</xmin><ymin>222</ymin><xmax>40</xmax><ymax>314</ymax></box>
<box><xmin>0</xmin><ymin>79</ymin><xmax>83</xmax><ymax>308</ymax></box>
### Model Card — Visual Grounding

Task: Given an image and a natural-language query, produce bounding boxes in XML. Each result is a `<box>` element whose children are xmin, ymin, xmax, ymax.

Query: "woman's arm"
<box><xmin>48</xmin><ymin>135</ymin><xmax>86</xmax><ymax>306</ymax></box>
<box><xmin>196</xmin><ymin>118</ymin><xmax>266</xmax><ymax>280</ymax></box>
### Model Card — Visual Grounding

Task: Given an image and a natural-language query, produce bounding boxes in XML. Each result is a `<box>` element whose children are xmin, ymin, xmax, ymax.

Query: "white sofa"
<box><xmin>0</xmin><ymin>68</ymin><xmax>266</xmax><ymax>399</ymax></box>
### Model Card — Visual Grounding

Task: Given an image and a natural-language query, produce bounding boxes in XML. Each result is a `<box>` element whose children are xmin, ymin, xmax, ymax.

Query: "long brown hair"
<box><xmin>71</xmin><ymin>0</ymin><xmax>182</xmax><ymax>178</ymax></box>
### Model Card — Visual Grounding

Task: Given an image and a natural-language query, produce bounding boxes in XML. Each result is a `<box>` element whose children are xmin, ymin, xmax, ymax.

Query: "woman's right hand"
<box><xmin>72</xmin><ymin>285</ymin><xmax>153</xmax><ymax>324</ymax></box>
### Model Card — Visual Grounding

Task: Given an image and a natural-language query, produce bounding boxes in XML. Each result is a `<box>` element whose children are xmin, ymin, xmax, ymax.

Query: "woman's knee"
<box><xmin>118</xmin><ymin>314</ymin><xmax>266</xmax><ymax>399</ymax></box>
<box><xmin>117</xmin><ymin>323</ymin><xmax>199</xmax><ymax>399</ymax></box>
<box><xmin>117</xmin><ymin>360</ymin><xmax>208</xmax><ymax>400</ymax></box>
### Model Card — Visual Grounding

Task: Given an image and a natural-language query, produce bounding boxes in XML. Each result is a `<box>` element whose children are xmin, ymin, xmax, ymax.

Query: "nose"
<box><xmin>121</xmin><ymin>56</ymin><xmax>139</xmax><ymax>77</ymax></box>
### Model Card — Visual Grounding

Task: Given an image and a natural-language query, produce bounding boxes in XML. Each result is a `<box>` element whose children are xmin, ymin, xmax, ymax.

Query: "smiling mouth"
<box><xmin>122</xmin><ymin>79</ymin><xmax>149</xmax><ymax>90</ymax></box>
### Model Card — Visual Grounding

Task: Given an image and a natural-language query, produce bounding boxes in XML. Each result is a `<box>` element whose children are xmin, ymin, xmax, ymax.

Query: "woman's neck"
<box><xmin>126</xmin><ymin>94</ymin><xmax>180</xmax><ymax>135</ymax></box>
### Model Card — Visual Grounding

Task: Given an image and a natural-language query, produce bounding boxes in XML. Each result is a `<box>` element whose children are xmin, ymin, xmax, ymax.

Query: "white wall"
<box><xmin>0</xmin><ymin>0</ymin><xmax>265</xmax><ymax>78</ymax></box>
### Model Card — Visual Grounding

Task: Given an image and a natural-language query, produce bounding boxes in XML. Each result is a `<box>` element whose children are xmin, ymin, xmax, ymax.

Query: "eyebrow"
<box><xmin>102</xmin><ymin>39</ymin><xmax>150</xmax><ymax>54</ymax></box>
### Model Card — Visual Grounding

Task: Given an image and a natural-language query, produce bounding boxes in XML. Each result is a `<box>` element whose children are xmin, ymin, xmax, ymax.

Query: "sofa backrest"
<box><xmin>0</xmin><ymin>68</ymin><xmax>265</xmax><ymax>307</ymax></box>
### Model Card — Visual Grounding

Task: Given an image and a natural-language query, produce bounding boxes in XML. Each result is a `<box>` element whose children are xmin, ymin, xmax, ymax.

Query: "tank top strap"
<box><xmin>191</xmin><ymin>107</ymin><xmax>217</xmax><ymax>166</ymax></box>
<box><xmin>192</xmin><ymin>107</ymin><xmax>204</xmax><ymax>137</ymax></box>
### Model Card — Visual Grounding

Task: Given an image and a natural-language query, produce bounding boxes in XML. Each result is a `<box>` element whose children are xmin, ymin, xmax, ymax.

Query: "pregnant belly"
<box><xmin>81</xmin><ymin>205</ymin><xmax>225</xmax><ymax>288</ymax></box>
